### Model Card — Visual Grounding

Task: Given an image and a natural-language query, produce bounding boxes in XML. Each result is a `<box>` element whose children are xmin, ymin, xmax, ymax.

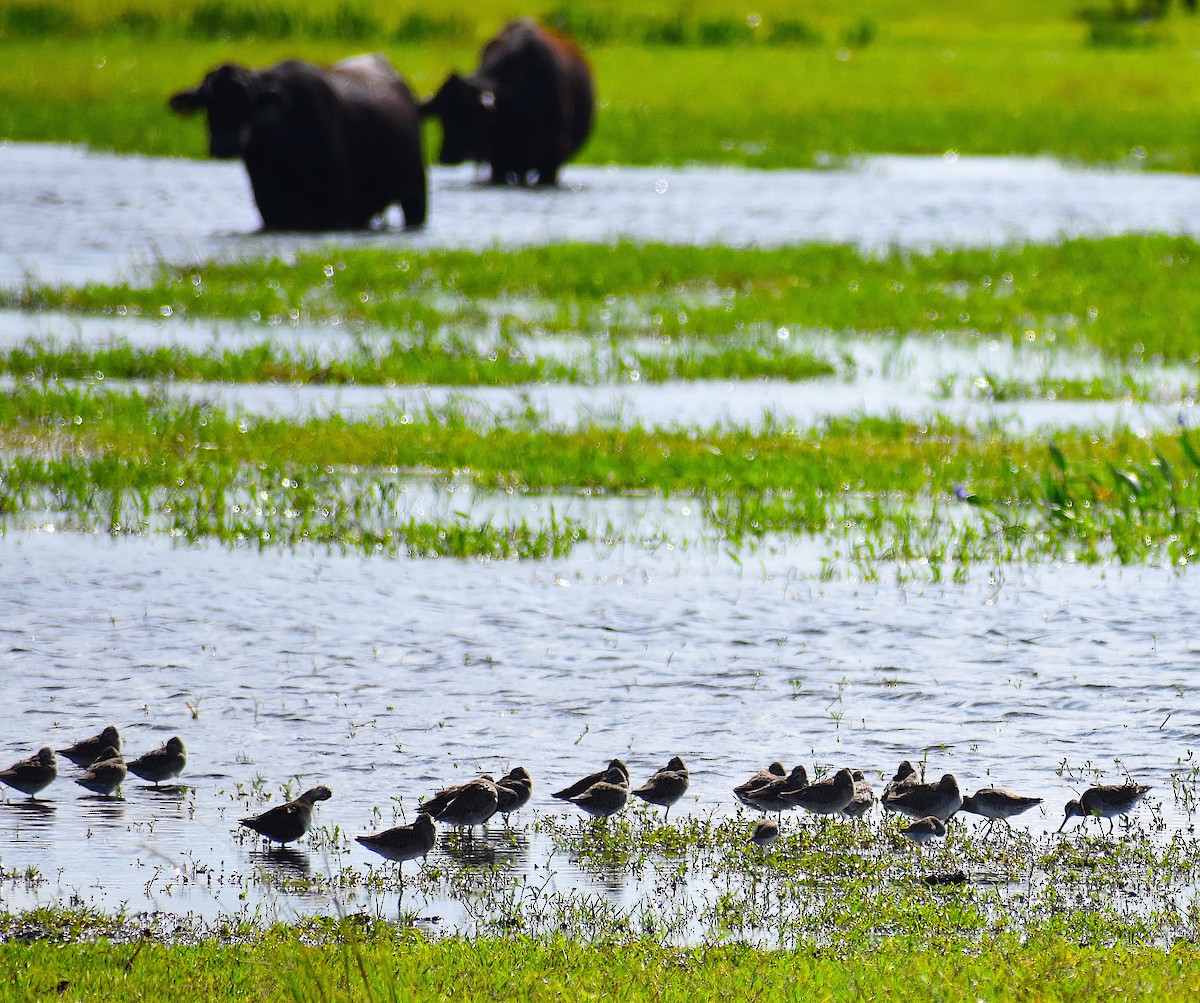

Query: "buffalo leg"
<box><xmin>399</xmin><ymin>175</ymin><xmax>427</xmax><ymax>229</ymax></box>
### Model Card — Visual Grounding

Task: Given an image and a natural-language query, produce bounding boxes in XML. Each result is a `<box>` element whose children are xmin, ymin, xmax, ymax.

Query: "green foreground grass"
<box><xmin>2</xmin><ymin>926</ymin><xmax>1196</xmax><ymax>1002</ymax></box>
<box><xmin>4</xmin><ymin>1</ymin><xmax>1200</xmax><ymax>168</ymax></box>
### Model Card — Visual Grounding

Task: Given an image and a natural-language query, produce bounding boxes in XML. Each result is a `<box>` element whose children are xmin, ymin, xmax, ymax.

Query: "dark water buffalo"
<box><xmin>422</xmin><ymin>19</ymin><xmax>593</xmax><ymax>186</ymax></box>
<box><xmin>169</xmin><ymin>54</ymin><xmax>426</xmax><ymax>230</ymax></box>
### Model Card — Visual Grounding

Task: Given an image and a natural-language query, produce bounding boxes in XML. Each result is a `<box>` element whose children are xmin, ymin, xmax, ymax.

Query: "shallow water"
<box><xmin>0</xmin><ymin>531</ymin><xmax>1191</xmax><ymax>925</ymax></box>
<box><xmin>127</xmin><ymin>369</ymin><xmax>1188</xmax><ymax>434</ymax></box>
<box><xmin>3</xmin><ymin>307</ymin><xmax>1193</xmax><ymax>435</ymax></box>
<box><xmin>2</xmin><ymin>143</ymin><xmax>1197</xmax><ymax>931</ymax></box>
<box><xmin>6</xmin><ymin>142</ymin><xmax>1200</xmax><ymax>286</ymax></box>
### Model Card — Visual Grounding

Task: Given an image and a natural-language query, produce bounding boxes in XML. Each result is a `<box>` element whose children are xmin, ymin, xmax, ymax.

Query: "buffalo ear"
<box><xmin>254</xmin><ymin>86</ymin><xmax>290</xmax><ymax>124</ymax></box>
<box><xmin>168</xmin><ymin>86</ymin><xmax>206</xmax><ymax>116</ymax></box>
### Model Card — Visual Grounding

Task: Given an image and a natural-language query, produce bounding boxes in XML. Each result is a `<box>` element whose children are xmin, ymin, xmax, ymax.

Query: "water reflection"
<box><xmin>76</xmin><ymin>797</ymin><xmax>126</xmax><ymax>824</ymax></box>
<box><xmin>2</xmin><ymin>799</ymin><xmax>57</xmax><ymax>832</ymax></box>
<box><xmin>250</xmin><ymin>846</ymin><xmax>311</xmax><ymax>878</ymax></box>
<box><xmin>438</xmin><ymin>826</ymin><xmax>529</xmax><ymax>869</ymax></box>
<box><xmin>137</xmin><ymin>784</ymin><xmax>191</xmax><ymax>801</ymax></box>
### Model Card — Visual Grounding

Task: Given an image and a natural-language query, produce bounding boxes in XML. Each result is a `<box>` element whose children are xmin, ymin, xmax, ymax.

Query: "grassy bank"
<box><xmin>3</xmin><ymin>1</ymin><xmax>1200</xmax><ymax>167</ymax></box>
<box><xmin>1</xmin><ymin>919</ymin><xmax>1197</xmax><ymax>1001</ymax></box>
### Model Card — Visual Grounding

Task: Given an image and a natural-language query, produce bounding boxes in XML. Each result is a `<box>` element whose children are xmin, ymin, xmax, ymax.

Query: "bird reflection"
<box><xmin>77</xmin><ymin>796</ymin><xmax>126</xmax><ymax>824</ymax></box>
<box><xmin>251</xmin><ymin>845</ymin><xmax>311</xmax><ymax>877</ymax></box>
<box><xmin>139</xmin><ymin>783</ymin><xmax>190</xmax><ymax>801</ymax></box>
<box><xmin>4</xmin><ymin>799</ymin><xmax>58</xmax><ymax>834</ymax></box>
<box><xmin>570</xmin><ymin>858</ymin><xmax>630</xmax><ymax>896</ymax></box>
<box><xmin>438</xmin><ymin>826</ymin><xmax>528</xmax><ymax>868</ymax></box>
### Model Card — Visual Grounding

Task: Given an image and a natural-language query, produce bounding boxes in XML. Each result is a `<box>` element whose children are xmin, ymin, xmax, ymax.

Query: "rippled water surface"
<box><xmin>0</xmin><ymin>532</ymin><xmax>1192</xmax><ymax>924</ymax></box>
<box><xmin>5</xmin><ymin>142</ymin><xmax>1200</xmax><ymax>286</ymax></box>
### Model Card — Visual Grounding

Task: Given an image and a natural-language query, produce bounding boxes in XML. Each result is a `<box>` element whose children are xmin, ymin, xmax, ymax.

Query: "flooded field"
<box><xmin>6</xmin><ymin>142</ymin><xmax>1200</xmax><ymax>286</ymax></box>
<box><xmin>1</xmin><ymin>142</ymin><xmax>1198</xmax><ymax>938</ymax></box>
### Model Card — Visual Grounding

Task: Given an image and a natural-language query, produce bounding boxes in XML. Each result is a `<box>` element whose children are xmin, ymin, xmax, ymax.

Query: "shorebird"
<box><xmin>59</xmin><ymin>726</ymin><xmax>121</xmax><ymax>768</ymax></box>
<box><xmin>126</xmin><ymin>737</ymin><xmax>187</xmax><ymax>786</ymax></box>
<box><xmin>842</xmin><ymin>769</ymin><xmax>876</xmax><ymax>819</ymax></box>
<box><xmin>739</xmin><ymin>765</ymin><xmax>808</xmax><ymax>816</ymax></box>
<box><xmin>419</xmin><ymin>774</ymin><xmax>495</xmax><ymax>818</ymax></box>
<box><xmin>240</xmin><ymin>785</ymin><xmax>332</xmax><ymax>845</ymax></box>
<box><xmin>496</xmin><ymin>767</ymin><xmax>533</xmax><ymax>820</ymax></box>
<box><xmin>423</xmin><ymin>776</ymin><xmax>499</xmax><ymax>829</ymax></box>
<box><xmin>882</xmin><ymin>760</ymin><xmax>920</xmax><ymax>800</ymax></box>
<box><xmin>74</xmin><ymin>746</ymin><xmax>126</xmax><ymax>797</ymax></box>
<box><xmin>882</xmin><ymin>773</ymin><xmax>962</xmax><ymax>821</ymax></box>
<box><xmin>552</xmin><ymin>759</ymin><xmax>629</xmax><ymax>801</ymax></box>
<box><xmin>357</xmin><ymin>813</ymin><xmax>437</xmax><ymax>864</ymax></box>
<box><xmin>781</xmin><ymin>767</ymin><xmax>857</xmax><ymax>816</ymax></box>
<box><xmin>632</xmin><ymin>756</ymin><xmax>689</xmax><ymax>819</ymax></box>
<box><xmin>733</xmin><ymin>761</ymin><xmax>787</xmax><ymax>806</ymax></box>
<box><xmin>750</xmin><ymin>817</ymin><xmax>779</xmax><ymax>849</ymax></box>
<box><xmin>901</xmin><ymin>815</ymin><xmax>947</xmax><ymax>846</ymax></box>
<box><xmin>0</xmin><ymin>747</ymin><xmax>57</xmax><ymax>799</ymax></box>
<box><xmin>568</xmin><ymin>766</ymin><xmax>629</xmax><ymax>819</ymax></box>
<box><xmin>1058</xmin><ymin>783</ymin><xmax>1151</xmax><ymax>834</ymax></box>
<box><xmin>961</xmin><ymin>788</ymin><xmax>1043</xmax><ymax>832</ymax></box>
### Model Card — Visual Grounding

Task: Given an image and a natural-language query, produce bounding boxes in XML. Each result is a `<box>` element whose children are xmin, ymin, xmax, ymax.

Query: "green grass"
<box><xmin>16</xmin><ymin>237</ymin><xmax>1200</xmax><ymax>364</ymax></box>
<box><xmin>0</xmin><ymin>336</ymin><xmax>836</xmax><ymax>386</ymax></box>
<box><xmin>941</xmin><ymin>372</ymin><xmax>1170</xmax><ymax>402</ymax></box>
<box><xmin>6</xmin><ymin>237</ymin><xmax>1200</xmax><ymax>572</ymax></box>
<box><xmin>5</xmin><ymin>1</ymin><xmax>1200</xmax><ymax>168</ymax></box>
<box><xmin>3</xmin><ymin>380</ymin><xmax>1200</xmax><ymax>574</ymax></box>
<box><xmin>0</xmin><ymin>923</ymin><xmax>1196</xmax><ymax>1002</ymax></box>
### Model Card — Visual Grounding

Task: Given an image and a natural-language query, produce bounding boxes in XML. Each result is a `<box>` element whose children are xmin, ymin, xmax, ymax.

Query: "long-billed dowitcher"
<box><xmin>750</xmin><ymin>817</ymin><xmax>779</xmax><ymax>848</ymax></box>
<box><xmin>882</xmin><ymin>773</ymin><xmax>962</xmax><ymax>821</ymax></box>
<box><xmin>733</xmin><ymin>762</ymin><xmax>786</xmax><ymax>805</ymax></box>
<box><xmin>842</xmin><ymin>769</ymin><xmax>876</xmax><ymax>819</ymax></box>
<box><xmin>240</xmin><ymin>785</ymin><xmax>333</xmax><ymax>845</ymax></box>
<box><xmin>59</xmin><ymin>726</ymin><xmax>121</xmax><ymax>768</ymax></box>
<box><xmin>74</xmin><ymin>746</ymin><xmax>126</xmax><ymax>797</ymax></box>
<box><xmin>357</xmin><ymin>812</ymin><xmax>437</xmax><ymax>863</ymax></box>
<box><xmin>882</xmin><ymin>760</ymin><xmax>920</xmax><ymax>800</ymax></box>
<box><xmin>961</xmin><ymin>787</ymin><xmax>1043</xmax><ymax>832</ymax></box>
<box><xmin>127</xmin><ymin>737</ymin><xmax>187</xmax><ymax>786</ymax></box>
<box><xmin>1057</xmin><ymin>782</ymin><xmax>1151</xmax><ymax>834</ymax></box>
<box><xmin>496</xmin><ymin>767</ymin><xmax>533</xmax><ymax>819</ymax></box>
<box><xmin>568</xmin><ymin>766</ymin><xmax>629</xmax><ymax>818</ymax></box>
<box><xmin>632</xmin><ymin>756</ymin><xmax>689</xmax><ymax>819</ymax></box>
<box><xmin>552</xmin><ymin>759</ymin><xmax>629</xmax><ymax>801</ymax></box>
<box><xmin>424</xmin><ymin>776</ymin><xmax>499</xmax><ymax>829</ymax></box>
<box><xmin>0</xmin><ymin>747</ymin><xmax>57</xmax><ymax>799</ymax></box>
<box><xmin>781</xmin><ymin>767</ymin><xmax>857</xmax><ymax>816</ymax></box>
<box><xmin>740</xmin><ymin>765</ymin><xmax>808</xmax><ymax>816</ymax></box>
<box><xmin>901</xmin><ymin>815</ymin><xmax>947</xmax><ymax>846</ymax></box>
<box><xmin>419</xmin><ymin>774</ymin><xmax>495</xmax><ymax>818</ymax></box>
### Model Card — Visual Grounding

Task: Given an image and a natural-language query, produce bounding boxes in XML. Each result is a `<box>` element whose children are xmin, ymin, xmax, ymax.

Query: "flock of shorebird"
<box><xmin>0</xmin><ymin>727</ymin><xmax>186</xmax><ymax>797</ymax></box>
<box><xmin>0</xmin><ymin>729</ymin><xmax>1154</xmax><ymax>868</ymax></box>
<box><xmin>733</xmin><ymin>760</ymin><xmax>1151</xmax><ymax>849</ymax></box>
